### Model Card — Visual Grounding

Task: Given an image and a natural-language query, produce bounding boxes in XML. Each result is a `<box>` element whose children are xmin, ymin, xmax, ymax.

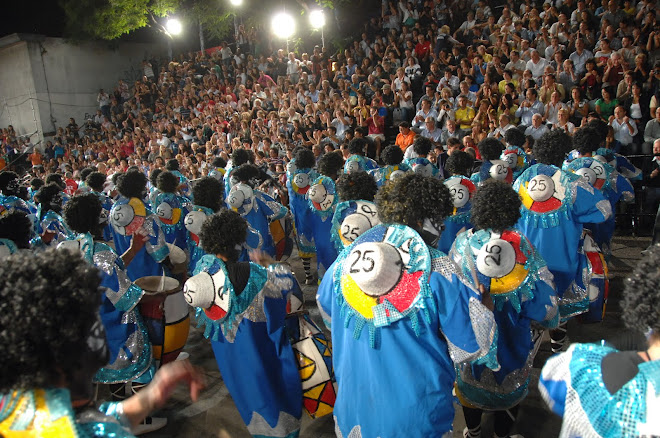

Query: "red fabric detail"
<box><xmin>501</xmin><ymin>230</ymin><xmax>527</xmax><ymax>264</ymax></box>
<box><xmin>379</xmin><ymin>271</ymin><xmax>423</xmax><ymax>313</ymax></box>
<box><xmin>530</xmin><ymin>196</ymin><xmax>562</xmax><ymax>213</ymax></box>
<box><xmin>205</xmin><ymin>304</ymin><xmax>227</xmax><ymax>320</ymax></box>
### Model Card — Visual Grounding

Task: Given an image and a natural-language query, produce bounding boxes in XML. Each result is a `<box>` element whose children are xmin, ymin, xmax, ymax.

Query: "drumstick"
<box><xmin>158</xmin><ymin>270</ymin><xmax>166</xmax><ymax>292</ymax></box>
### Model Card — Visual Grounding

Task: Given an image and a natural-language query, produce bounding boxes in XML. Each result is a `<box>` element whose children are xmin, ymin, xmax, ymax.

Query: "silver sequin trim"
<box><xmin>223</xmin><ymin>278</ymin><xmax>284</xmax><ymax>342</ymax></box>
<box><xmin>246</xmin><ymin>410</ymin><xmax>300</xmax><ymax>437</ymax></box>
<box><xmin>595</xmin><ymin>199</ymin><xmax>612</xmax><ymax>221</ymax></box>
<box><xmin>445</xmin><ymin>298</ymin><xmax>496</xmax><ymax>364</ymax></box>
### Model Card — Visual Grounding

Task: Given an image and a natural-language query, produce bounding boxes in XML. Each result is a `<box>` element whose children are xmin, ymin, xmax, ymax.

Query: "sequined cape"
<box><xmin>539</xmin><ymin>344</ymin><xmax>660</xmax><ymax>438</ymax></box>
<box><xmin>368</xmin><ymin>162</ymin><xmax>411</xmax><ymax>187</ymax></box>
<box><xmin>152</xmin><ymin>192</ymin><xmax>191</xmax><ymax>250</ymax></box>
<box><xmin>192</xmin><ymin>257</ymin><xmax>302</xmax><ymax>438</ymax></box>
<box><xmin>0</xmin><ymin>388</ymin><xmax>133</xmax><ymax>437</ymax></box>
<box><xmin>232</xmin><ymin>190</ymin><xmax>288</xmax><ymax>259</ymax></box>
<box><xmin>450</xmin><ymin>228</ymin><xmax>559</xmax><ymax>410</ymax></box>
<box><xmin>513</xmin><ymin>164</ymin><xmax>611</xmax><ymax>320</ymax></box>
<box><xmin>316</xmin><ymin>224</ymin><xmax>498</xmax><ymax>438</ymax></box>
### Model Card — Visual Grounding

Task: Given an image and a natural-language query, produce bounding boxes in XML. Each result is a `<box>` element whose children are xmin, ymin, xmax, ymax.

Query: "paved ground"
<box><xmin>141</xmin><ymin>231</ymin><xmax>652</xmax><ymax>438</ymax></box>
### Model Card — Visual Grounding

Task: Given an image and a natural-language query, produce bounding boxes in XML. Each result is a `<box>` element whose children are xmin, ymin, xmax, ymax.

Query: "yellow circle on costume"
<box><xmin>341</xmin><ymin>274</ymin><xmax>377</xmax><ymax>319</ymax></box>
<box><xmin>129</xmin><ymin>197</ymin><xmax>146</xmax><ymax>216</ymax></box>
<box><xmin>489</xmin><ymin>263</ymin><xmax>528</xmax><ymax>294</ymax></box>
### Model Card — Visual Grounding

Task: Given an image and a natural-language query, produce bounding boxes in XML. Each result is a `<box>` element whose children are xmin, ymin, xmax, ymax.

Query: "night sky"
<box><xmin>3</xmin><ymin>2</ymin><xmax>66</xmax><ymax>38</ymax></box>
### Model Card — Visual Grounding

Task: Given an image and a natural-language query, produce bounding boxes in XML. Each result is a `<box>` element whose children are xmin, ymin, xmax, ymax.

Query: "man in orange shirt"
<box><xmin>395</xmin><ymin>121</ymin><xmax>416</xmax><ymax>152</ymax></box>
<box><xmin>29</xmin><ymin>149</ymin><xmax>43</xmax><ymax>168</ymax></box>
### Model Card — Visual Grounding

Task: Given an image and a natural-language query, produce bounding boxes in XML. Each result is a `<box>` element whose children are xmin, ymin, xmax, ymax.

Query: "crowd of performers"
<box><xmin>0</xmin><ymin>124</ymin><xmax>658</xmax><ymax>438</ymax></box>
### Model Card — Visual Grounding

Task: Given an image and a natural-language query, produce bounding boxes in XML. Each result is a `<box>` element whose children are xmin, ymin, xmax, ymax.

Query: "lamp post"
<box><xmin>309</xmin><ymin>10</ymin><xmax>326</xmax><ymax>49</ymax></box>
<box><xmin>272</xmin><ymin>11</ymin><xmax>295</xmax><ymax>53</ymax></box>
<box><xmin>230</xmin><ymin>0</ymin><xmax>243</xmax><ymax>46</ymax></box>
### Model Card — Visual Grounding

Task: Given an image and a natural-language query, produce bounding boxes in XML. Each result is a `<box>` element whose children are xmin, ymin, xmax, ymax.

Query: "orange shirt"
<box><xmin>29</xmin><ymin>152</ymin><xmax>43</xmax><ymax>166</ymax></box>
<box><xmin>396</xmin><ymin>130</ymin><xmax>416</xmax><ymax>152</ymax></box>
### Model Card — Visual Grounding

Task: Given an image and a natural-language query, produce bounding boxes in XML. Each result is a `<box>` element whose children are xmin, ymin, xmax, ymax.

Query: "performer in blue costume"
<box><xmin>165</xmin><ymin>159</ymin><xmax>191</xmax><ymax>197</ymax></box>
<box><xmin>368</xmin><ymin>145</ymin><xmax>410</xmax><ymax>187</ymax></box>
<box><xmin>0</xmin><ymin>210</ymin><xmax>32</xmax><ymax>259</ymax></box>
<box><xmin>440</xmin><ymin>151</ymin><xmax>477</xmax><ymax>254</ymax></box>
<box><xmin>331</xmin><ymin>171</ymin><xmax>380</xmax><ymax>253</ymax></box>
<box><xmin>184</xmin><ymin>210</ymin><xmax>303</xmax><ymax>438</ymax></box>
<box><xmin>32</xmin><ymin>182</ymin><xmax>74</xmax><ymax>249</ymax></box>
<box><xmin>86</xmin><ymin>171</ymin><xmax>115</xmax><ymax>242</ymax></box>
<box><xmin>61</xmin><ymin>194</ymin><xmax>155</xmax><ymax>395</ymax></box>
<box><xmin>184</xmin><ymin>176</ymin><xmax>225</xmax><ymax>274</ymax></box>
<box><xmin>225</xmin><ymin>148</ymin><xmax>254</xmax><ymax>198</ymax></box>
<box><xmin>501</xmin><ymin>128</ymin><xmax>531</xmax><ymax>180</ymax></box>
<box><xmin>109</xmin><ymin>170</ymin><xmax>170</xmax><ymax>281</ymax></box>
<box><xmin>28</xmin><ymin>177</ymin><xmax>44</xmax><ymax>203</ymax></box>
<box><xmin>317</xmin><ymin>173</ymin><xmax>498</xmax><ymax>438</ymax></box>
<box><xmin>343</xmin><ymin>138</ymin><xmax>378</xmax><ymax>174</ymax></box>
<box><xmin>147</xmin><ymin>168</ymin><xmax>163</xmax><ymax>209</ymax></box>
<box><xmin>472</xmin><ymin>138</ymin><xmax>512</xmax><ymax>185</ymax></box>
<box><xmin>227</xmin><ymin>164</ymin><xmax>289</xmax><ymax>260</ymax></box>
<box><xmin>153</xmin><ymin>171</ymin><xmax>191</xmax><ymax>250</ymax></box>
<box><xmin>404</xmin><ymin>137</ymin><xmax>441</xmax><ymax>178</ymax></box>
<box><xmin>539</xmin><ymin>245</ymin><xmax>660</xmax><ymax>438</ymax></box>
<box><xmin>0</xmin><ymin>249</ymin><xmax>204</xmax><ymax>438</ymax></box>
<box><xmin>0</xmin><ymin>171</ymin><xmax>36</xmax><ymax>231</ymax></box>
<box><xmin>450</xmin><ymin>180</ymin><xmax>559</xmax><ymax>438</ymax></box>
<box><xmin>565</xmin><ymin>127</ymin><xmax>635</xmax><ymax>259</ymax></box>
<box><xmin>513</xmin><ymin>130</ymin><xmax>611</xmax><ymax>352</ymax></box>
<box><xmin>306</xmin><ymin>152</ymin><xmax>344</xmax><ymax>278</ymax></box>
<box><xmin>286</xmin><ymin>148</ymin><xmax>319</xmax><ymax>284</ymax></box>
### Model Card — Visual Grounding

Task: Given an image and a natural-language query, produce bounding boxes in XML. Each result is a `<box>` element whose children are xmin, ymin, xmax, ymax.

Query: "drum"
<box><xmin>135</xmin><ymin>275</ymin><xmax>190</xmax><ymax>366</ymax></box>
<box><xmin>166</xmin><ymin>243</ymin><xmax>188</xmax><ymax>275</ymax></box>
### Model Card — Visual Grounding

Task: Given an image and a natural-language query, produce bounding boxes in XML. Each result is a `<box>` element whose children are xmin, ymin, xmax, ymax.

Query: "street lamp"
<box><xmin>230</xmin><ymin>0</ymin><xmax>243</xmax><ymax>5</ymax></box>
<box><xmin>166</xmin><ymin>18</ymin><xmax>182</xmax><ymax>36</ymax></box>
<box><xmin>272</xmin><ymin>12</ymin><xmax>295</xmax><ymax>52</ymax></box>
<box><xmin>309</xmin><ymin>10</ymin><xmax>326</xmax><ymax>49</ymax></box>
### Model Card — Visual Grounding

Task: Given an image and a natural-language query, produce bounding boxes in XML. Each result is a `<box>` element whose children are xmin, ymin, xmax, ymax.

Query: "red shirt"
<box><xmin>415</xmin><ymin>41</ymin><xmax>432</xmax><ymax>59</ymax></box>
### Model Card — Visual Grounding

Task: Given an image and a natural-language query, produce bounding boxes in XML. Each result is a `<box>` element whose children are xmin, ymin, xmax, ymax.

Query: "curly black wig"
<box><xmin>318</xmin><ymin>151</ymin><xmax>345</xmax><ymax>178</ymax></box>
<box><xmin>165</xmin><ymin>158</ymin><xmax>180</xmax><ymax>171</ymax></box>
<box><xmin>573</xmin><ymin>126</ymin><xmax>601</xmax><ymax>156</ymax></box>
<box><xmin>231</xmin><ymin>164</ymin><xmax>261</xmax><ymax>185</ymax></box>
<box><xmin>45</xmin><ymin>173</ymin><xmax>66</xmax><ymax>190</ymax></box>
<box><xmin>446</xmin><ymin>151</ymin><xmax>475</xmax><ymax>177</ymax></box>
<box><xmin>376</xmin><ymin>173</ymin><xmax>452</xmax><ymax>227</ymax></box>
<box><xmin>79</xmin><ymin>167</ymin><xmax>96</xmax><ymax>183</ymax></box>
<box><xmin>63</xmin><ymin>194</ymin><xmax>102</xmax><ymax>235</ymax></box>
<box><xmin>585</xmin><ymin>119</ymin><xmax>609</xmax><ymax>144</ymax></box>
<box><xmin>347</xmin><ymin>138</ymin><xmax>368</xmax><ymax>156</ymax></box>
<box><xmin>504</xmin><ymin>128</ymin><xmax>526</xmax><ymax>148</ymax></box>
<box><xmin>149</xmin><ymin>168</ymin><xmax>163</xmax><ymax>187</ymax></box>
<box><xmin>30</xmin><ymin>178</ymin><xmax>45</xmax><ymax>192</ymax></box>
<box><xmin>212</xmin><ymin>157</ymin><xmax>227</xmax><ymax>168</ymax></box>
<box><xmin>413</xmin><ymin>137</ymin><xmax>433</xmax><ymax>157</ymax></box>
<box><xmin>192</xmin><ymin>177</ymin><xmax>224</xmax><ymax>212</ymax></box>
<box><xmin>478</xmin><ymin>137</ymin><xmax>505</xmax><ymax>161</ymax></box>
<box><xmin>470</xmin><ymin>180</ymin><xmax>521</xmax><ymax>232</ymax></box>
<box><xmin>0</xmin><ymin>171</ymin><xmax>19</xmax><ymax>194</ymax></box>
<box><xmin>622</xmin><ymin>244</ymin><xmax>660</xmax><ymax>338</ymax></box>
<box><xmin>35</xmin><ymin>183</ymin><xmax>64</xmax><ymax>216</ymax></box>
<box><xmin>86</xmin><ymin>172</ymin><xmax>106</xmax><ymax>192</ymax></box>
<box><xmin>336</xmin><ymin>171</ymin><xmax>378</xmax><ymax>202</ymax></box>
<box><xmin>0</xmin><ymin>211</ymin><xmax>33</xmax><ymax>249</ymax></box>
<box><xmin>0</xmin><ymin>249</ymin><xmax>102</xmax><ymax>392</ymax></box>
<box><xmin>231</xmin><ymin>148</ymin><xmax>253</xmax><ymax>167</ymax></box>
<box><xmin>293</xmin><ymin>147</ymin><xmax>316</xmax><ymax>169</ymax></box>
<box><xmin>116</xmin><ymin>170</ymin><xmax>148</xmax><ymax>199</ymax></box>
<box><xmin>533</xmin><ymin>130</ymin><xmax>572</xmax><ymax>167</ymax></box>
<box><xmin>157</xmin><ymin>171</ymin><xmax>180</xmax><ymax>194</ymax></box>
<box><xmin>199</xmin><ymin>210</ymin><xmax>248</xmax><ymax>262</ymax></box>
<box><xmin>381</xmin><ymin>145</ymin><xmax>404</xmax><ymax>166</ymax></box>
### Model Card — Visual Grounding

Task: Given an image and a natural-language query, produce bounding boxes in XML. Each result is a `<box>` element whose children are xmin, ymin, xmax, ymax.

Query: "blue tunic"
<box><xmin>286</xmin><ymin>162</ymin><xmax>318</xmax><ymax>258</ymax></box>
<box><xmin>343</xmin><ymin>155</ymin><xmax>378</xmax><ymax>174</ymax></box>
<box><xmin>307</xmin><ymin>176</ymin><xmax>339</xmax><ymax>278</ymax></box>
<box><xmin>184</xmin><ymin>205</ymin><xmax>214</xmax><ymax>274</ymax></box>
<box><xmin>450</xmin><ymin>228</ymin><xmax>558</xmax><ymax>409</ymax></box>
<box><xmin>152</xmin><ymin>192</ymin><xmax>191</xmax><ymax>250</ymax></box>
<box><xmin>439</xmin><ymin>176</ymin><xmax>476</xmax><ymax>254</ymax></box>
<box><xmin>404</xmin><ymin>157</ymin><xmax>440</xmax><ymax>178</ymax></box>
<box><xmin>330</xmin><ymin>200</ymin><xmax>381</xmax><ymax>253</ymax></box>
<box><xmin>189</xmin><ymin>257</ymin><xmax>302</xmax><ymax>438</ymax></box>
<box><xmin>317</xmin><ymin>224</ymin><xmax>498</xmax><ymax>437</ymax></box>
<box><xmin>514</xmin><ymin>164</ymin><xmax>611</xmax><ymax>320</ymax></box>
<box><xmin>368</xmin><ymin>162</ymin><xmax>411</xmax><ymax>186</ymax></box>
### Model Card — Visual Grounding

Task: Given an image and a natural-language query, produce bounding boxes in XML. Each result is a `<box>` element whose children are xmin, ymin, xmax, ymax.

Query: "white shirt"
<box><xmin>611</xmin><ymin>118</ymin><xmax>638</xmax><ymax>145</ymax></box>
<box><xmin>526</xmin><ymin>57</ymin><xmax>549</xmax><ymax>80</ymax></box>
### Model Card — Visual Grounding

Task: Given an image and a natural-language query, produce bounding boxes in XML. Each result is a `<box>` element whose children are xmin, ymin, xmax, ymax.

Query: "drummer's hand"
<box><xmin>123</xmin><ymin>359</ymin><xmax>206</xmax><ymax>427</ymax></box>
<box><xmin>130</xmin><ymin>228</ymin><xmax>149</xmax><ymax>253</ymax></box>
<box><xmin>249</xmin><ymin>249</ymin><xmax>275</xmax><ymax>267</ymax></box>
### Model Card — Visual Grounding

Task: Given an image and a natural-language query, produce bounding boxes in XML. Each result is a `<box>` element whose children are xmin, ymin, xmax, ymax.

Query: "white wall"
<box><xmin>0</xmin><ymin>34</ymin><xmax>166</xmax><ymax>144</ymax></box>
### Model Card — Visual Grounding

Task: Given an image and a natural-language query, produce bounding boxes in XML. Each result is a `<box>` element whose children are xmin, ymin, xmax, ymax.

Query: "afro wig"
<box><xmin>622</xmin><ymin>244</ymin><xmax>660</xmax><ymax>338</ymax></box>
<box><xmin>381</xmin><ymin>145</ymin><xmax>404</xmax><ymax>166</ymax></box>
<box><xmin>231</xmin><ymin>164</ymin><xmax>261</xmax><ymax>186</ymax></box>
<box><xmin>63</xmin><ymin>193</ymin><xmax>102</xmax><ymax>235</ymax></box>
<box><xmin>231</xmin><ymin>148</ymin><xmax>253</xmax><ymax>167</ymax></box>
<box><xmin>585</xmin><ymin>119</ymin><xmax>609</xmax><ymax>144</ymax></box>
<box><xmin>347</xmin><ymin>138</ymin><xmax>368</xmax><ymax>156</ymax></box>
<box><xmin>165</xmin><ymin>158</ymin><xmax>180</xmax><ymax>171</ymax></box>
<box><xmin>504</xmin><ymin>127</ymin><xmax>526</xmax><ymax>148</ymax></box>
<box><xmin>199</xmin><ymin>210</ymin><xmax>248</xmax><ymax>262</ymax></box>
<box><xmin>0</xmin><ymin>249</ymin><xmax>102</xmax><ymax>392</ymax></box>
<box><xmin>533</xmin><ymin>130</ymin><xmax>572</xmax><ymax>167</ymax></box>
<box><xmin>0</xmin><ymin>211</ymin><xmax>33</xmax><ymax>249</ymax></box>
<box><xmin>336</xmin><ymin>171</ymin><xmax>378</xmax><ymax>202</ymax></box>
<box><xmin>30</xmin><ymin>178</ymin><xmax>45</xmax><ymax>191</ymax></box>
<box><xmin>85</xmin><ymin>172</ymin><xmax>106</xmax><ymax>192</ymax></box>
<box><xmin>413</xmin><ymin>137</ymin><xmax>433</xmax><ymax>157</ymax></box>
<box><xmin>376</xmin><ymin>173</ymin><xmax>452</xmax><ymax>227</ymax></box>
<box><xmin>157</xmin><ymin>171</ymin><xmax>180</xmax><ymax>194</ymax></box>
<box><xmin>192</xmin><ymin>177</ymin><xmax>224</xmax><ymax>212</ymax></box>
<box><xmin>293</xmin><ymin>147</ymin><xmax>316</xmax><ymax>169</ymax></box>
<box><xmin>478</xmin><ymin>137</ymin><xmax>505</xmax><ymax>161</ymax></box>
<box><xmin>35</xmin><ymin>183</ymin><xmax>64</xmax><ymax>216</ymax></box>
<box><xmin>0</xmin><ymin>171</ymin><xmax>19</xmax><ymax>194</ymax></box>
<box><xmin>79</xmin><ymin>167</ymin><xmax>96</xmax><ymax>183</ymax></box>
<box><xmin>573</xmin><ymin>126</ymin><xmax>601</xmax><ymax>156</ymax></box>
<box><xmin>149</xmin><ymin>168</ymin><xmax>163</xmax><ymax>187</ymax></box>
<box><xmin>446</xmin><ymin>151</ymin><xmax>474</xmax><ymax>177</ymax></box>
<box><xmin>212</xmin><ymin>157</ymin><xmax>227</xmax><ymax>168</ymax></box>
<box><xmin>470</xmin><ymin>180</ymin><xmax>521</xmax><ymax>232</ymax></box>
<box><xmin>318</xmin><ymin>151</ymin><xmax>345</xmax><ymax>178</ymax></box>
<box><xmin>116</xmin><ymin>170</ymin><xmax>148</xmax><ymax>199</ymax></box>
<box><xmin>45</xmin><ymin>173</ymin><xmax>66</xmax><ymax>190</ymax></box>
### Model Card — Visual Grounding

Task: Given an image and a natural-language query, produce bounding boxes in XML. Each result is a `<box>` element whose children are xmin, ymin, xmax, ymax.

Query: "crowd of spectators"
<box><xmin>2</xmin><ymin>0</ymin><xmax>660</xmax><ymax>202</ymax></box>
